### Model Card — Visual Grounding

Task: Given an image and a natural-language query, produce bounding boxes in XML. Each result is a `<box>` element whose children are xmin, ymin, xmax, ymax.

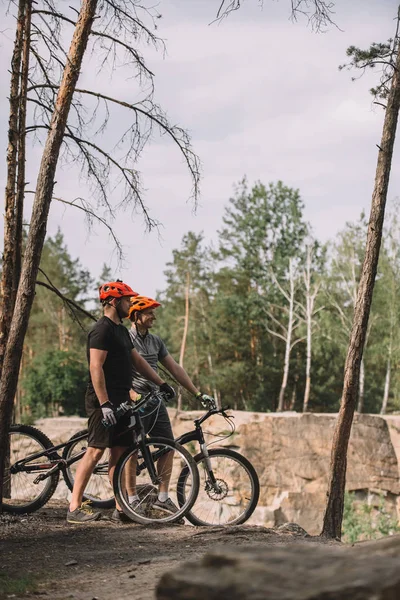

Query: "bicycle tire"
<box><xmin>177</xmin><ymin>447</ymin><xmax>259</xmax><ymax>526</ymax></box>
<box><xmin>114</xmin><ymin>437</ymin><xmax>200</xmax><ymax>525</ymax></box>
<box><xmin>2</xmin><ymin>424</ymin><xmax>60</xmax><ymax>514</ymax></box>
<box><xmin>62</xmin><ymin>430</ymin><xmax>115</xmax><ymax>509</ymax></box>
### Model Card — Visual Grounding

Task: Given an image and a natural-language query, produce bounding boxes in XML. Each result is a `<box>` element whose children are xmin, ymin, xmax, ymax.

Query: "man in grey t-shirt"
<box><xmin>128</xmin><ymin>295</ymin><xmax>215</xmax><ymax>516</ymax></box>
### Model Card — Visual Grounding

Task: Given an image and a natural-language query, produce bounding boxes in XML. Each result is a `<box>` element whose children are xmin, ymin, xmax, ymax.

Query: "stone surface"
<box><xmin>156</xmin><ymin>534</ymin><xmax>400</xmax><ymax>600</ymax></box>
<box><xmin>171</xmin><ymin>410</ymin><xmax>400</xmax><ymax>533</ymax></box>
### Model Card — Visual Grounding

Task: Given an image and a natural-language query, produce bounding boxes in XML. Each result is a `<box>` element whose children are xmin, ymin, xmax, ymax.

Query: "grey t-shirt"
<box><xmin>129</xmin><ymin>326</ymin><xmax>169</xmax><ymax>393</ymax></box>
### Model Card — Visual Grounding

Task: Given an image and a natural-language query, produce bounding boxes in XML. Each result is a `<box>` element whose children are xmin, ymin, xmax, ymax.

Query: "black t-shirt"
<box><xmin>87</xmin><ymin>317</ymin><xmax>133</xmax><ymax>399</ymax></box>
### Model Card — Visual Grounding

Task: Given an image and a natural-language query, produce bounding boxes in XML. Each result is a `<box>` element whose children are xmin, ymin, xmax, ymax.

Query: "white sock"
<box><xmin>128</xmin><ymin>495</ymin><xmax>139</xmax><ymax>503</ymax></box>
<box><xmin>158</xmin><ymin>492</ymin><xmax>168</xmax><ymax>502</ymax></box>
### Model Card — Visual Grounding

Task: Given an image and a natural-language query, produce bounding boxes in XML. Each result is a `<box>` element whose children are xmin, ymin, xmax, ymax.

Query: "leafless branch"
<box><xmin>36</xmin><ymin>270</ymin><xmax>96</xmax><ymax>332</ymax></box>
<box><xmin>215</xmin><ymin>0</ymin><xmax>337</xmax><ymax>31</ymax></box>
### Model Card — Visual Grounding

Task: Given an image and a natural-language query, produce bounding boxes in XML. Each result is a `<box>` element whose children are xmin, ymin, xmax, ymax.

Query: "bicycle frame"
<box><xmin>10</xmin><ymin>392</ymin><xmax>165</xmax><ymax>487</ymax></box>
<box><xmin>10</xmin><ymin>432</ymin><xmax>88</xmax><ymax>483</ymax></box>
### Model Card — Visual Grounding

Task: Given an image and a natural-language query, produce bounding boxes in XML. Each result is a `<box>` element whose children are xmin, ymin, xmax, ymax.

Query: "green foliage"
<box><xmin>18</xmin><ymin>179</ymin><xmax>400</xmax><ymax>418</ymax></box>
<box><xmin>342</xmin><ymin>492</ymin><xmax>400</xmax><ymax>544</ymax></box>
<box><xmin>0</xmin><ymin>572</ymin><xmax>37</xmax><ymax>596</ymax></box>
<box><xmin>21</xmin><ymin>350</ymin><xmax>88</xmax><ymax>418</ymax></box>
<box><xmin>339</xmin><ymin>34</ymin><xmax>398</xmax><ymax>99</ymax></box>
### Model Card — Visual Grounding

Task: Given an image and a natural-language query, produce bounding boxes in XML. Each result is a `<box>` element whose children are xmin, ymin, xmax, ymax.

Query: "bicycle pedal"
<box><xmin>33</xmin><ymin>474</ymin><xmax>46</xmax><ymax>484</ymax></box>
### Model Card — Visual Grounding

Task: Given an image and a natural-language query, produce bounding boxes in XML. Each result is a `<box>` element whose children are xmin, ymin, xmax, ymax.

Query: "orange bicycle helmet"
<box><xmin>128</xmin><ymin>295</ymin><xmax>161</xmax><ymax>318</ymax></box>
<box><xmin>99</xmin><ymin>280</ymin><xmax>138</xmax><ymax>302</ymax></box>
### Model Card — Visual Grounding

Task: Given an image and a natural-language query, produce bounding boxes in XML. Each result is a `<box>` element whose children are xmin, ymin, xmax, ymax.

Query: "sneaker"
<box><xmin>67</xmin><ymin>501</ymin><xmax>101</xmax><ymax>524</ymax></box>
<box><xmin>129</xmin><ymin>498</ymin><xmax>148</xmax><ymax>518</ymax></box>
<box><xmin>153</xmin><ymin>497</ymin><xmax>180</xmax><ymax>515</ymax></box>
<box><xmin>111</xmin><ymin>509</ymin><xmax>132</xmax><ymax>524</ymax></box>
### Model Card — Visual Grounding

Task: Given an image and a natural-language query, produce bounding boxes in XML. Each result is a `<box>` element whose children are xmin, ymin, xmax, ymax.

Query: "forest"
<box><xmin>13</xmin><ymin>177</ymin><xmax>400</xmax><ymax>421</ymax></box>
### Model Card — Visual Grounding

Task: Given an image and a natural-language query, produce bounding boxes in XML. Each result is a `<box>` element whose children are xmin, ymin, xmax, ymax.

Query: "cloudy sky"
<box><xmin>0</xmin><ymin>0</ymin><xmax>399</xmax><ymax>297</ymax></box>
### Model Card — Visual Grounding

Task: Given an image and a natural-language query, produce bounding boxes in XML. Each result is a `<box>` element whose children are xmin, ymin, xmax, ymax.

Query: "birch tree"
<box><xmin>377</xmin><ymin>205</ymin><xmax>400</xmax><ymax>414</ymax></box>
<box><xmin>301</xmin><ymin>243</ymin><xmax>324</xmax><ymax>412</ymax></box>
<box><xmin>325</xmin><ymin>219</ymin><xmax>373</xmax><ymax>413</ymax></box>
<box><xmin>265</xmin><ymin>258</ymin><xmax>305</xmax><ymax>412</ymax></box>
<box><xmin>322</xmin><ymin>7</ymin><xmax>400</xmax><ymax>539</ymax></box>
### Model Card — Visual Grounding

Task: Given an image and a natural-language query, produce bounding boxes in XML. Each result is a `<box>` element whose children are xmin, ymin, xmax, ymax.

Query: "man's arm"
<box><xmin>89</xmin><ymin>348</ymin><xmax>110</xmax><ymax>406</ymax></box>
<box><xmin>131</xmin><ymin>348</ymin><xmax>164</xmax><ymax>386</ymax></box>
<box><xmin>160</xmin><ymin>355</ymin><xmax>199</xmax><ymax>396</ymax></box>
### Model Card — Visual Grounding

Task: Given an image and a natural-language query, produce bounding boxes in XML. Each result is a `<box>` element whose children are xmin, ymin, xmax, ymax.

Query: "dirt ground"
<box><xmin>0</xmin><ymin>501</ymin><xmax>339</xmax><ymax>600</ymax></box>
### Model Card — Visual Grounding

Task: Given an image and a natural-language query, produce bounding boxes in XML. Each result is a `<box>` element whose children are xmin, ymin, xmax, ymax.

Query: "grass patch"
<box><xmin>0</xmin><ymin>572</ymin><xmax>37</xmax><ymax>598</ymax></box>
<box><xmin>342</xmin><ymin>492</ymin><xmax>400</xmax><ymax>544</ymax></box>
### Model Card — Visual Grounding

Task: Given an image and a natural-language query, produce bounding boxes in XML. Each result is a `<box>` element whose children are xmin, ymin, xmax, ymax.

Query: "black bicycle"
<box><xmin>3</xmin><ymin>392</ymin><xmax>199</xmax><ymax>525</ymax></box>
<box><xmin>63</xmin><ymin>401</ymin><xmax>260</xmax><ymax>526</ymax></box>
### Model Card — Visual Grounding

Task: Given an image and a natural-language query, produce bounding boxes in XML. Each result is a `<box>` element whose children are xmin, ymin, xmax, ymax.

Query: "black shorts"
<box><xmin>85</xmin><ymin>388</ymin><xmax>136</xmax><ymax>449</ymax></box>
<box><xmin>141</xmin><ymin>397</ymin><xmax>174</xmax><ymax>440</ymax></box>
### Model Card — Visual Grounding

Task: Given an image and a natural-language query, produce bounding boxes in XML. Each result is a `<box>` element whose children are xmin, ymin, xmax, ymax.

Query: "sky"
<box><xmin>0</xmin><ymin>0</ymin><xmax>399</xmax><ymax>297</ymax></box>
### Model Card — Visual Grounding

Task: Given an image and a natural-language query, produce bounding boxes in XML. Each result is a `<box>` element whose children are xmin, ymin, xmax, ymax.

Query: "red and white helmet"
<box><xmin>98</xmin><ymin>280</ymin><xmax>138</xmax><ymax>303</ymax></box>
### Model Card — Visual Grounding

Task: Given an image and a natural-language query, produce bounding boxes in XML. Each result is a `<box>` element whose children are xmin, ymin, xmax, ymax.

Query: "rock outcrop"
<box><xmin>170</xmin><ymin>410</ymin><xmax>399</xmax><ymax>533</ymax></box>
<box><xmin>156</xmin><ymin>533</ymin><xmax>400</xmax><ymax>600</ymax></box>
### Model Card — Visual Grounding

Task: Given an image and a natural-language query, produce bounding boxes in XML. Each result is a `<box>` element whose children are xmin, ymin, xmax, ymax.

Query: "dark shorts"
<box><xmin>141</xmin><ymin>397</ymin><xmax>174</xmax><ymax>440</ymax></box>
<box><xmin>85</xmin><ymin>388</ymin><xmax>136</xmax><ymax>449</ymax></box>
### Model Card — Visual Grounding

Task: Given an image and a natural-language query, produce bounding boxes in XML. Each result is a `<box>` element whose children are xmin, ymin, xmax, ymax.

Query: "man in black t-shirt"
<box><xmin>67</xmin><ymin>280</ymin><xmax>174</xmax><ymax>524</ymax></box>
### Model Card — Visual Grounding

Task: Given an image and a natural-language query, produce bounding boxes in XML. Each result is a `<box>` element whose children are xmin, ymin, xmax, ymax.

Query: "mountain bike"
<box><xmin>2</xmin><ymin>391</ymin><xmax>199</xmax><ymax>524</ymax></box>
<box><xmin>63</xmin><ymin>401</ymin><xmax>259</xmax><ymax>526</ymax></box>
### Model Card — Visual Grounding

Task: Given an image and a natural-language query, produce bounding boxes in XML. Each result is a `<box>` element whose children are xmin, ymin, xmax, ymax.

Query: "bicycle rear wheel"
<box><xmin>62</xmin><ymin>430</ymin><xmax>115</xmax><ymax>509</ymax></box>
<box><xmin>177</xmin><ymin>447</ymin><xmax>259</xmax><ymax>526</ymax></box>
<box><xmin>114</xmin><ymin>437</ymin><xmax>199</xmax><ymax>524</ymax></box>
<box><xmin>2</xmin><ymin>425</ymin><xmax>60</xmax><ymax>514</ymax></box>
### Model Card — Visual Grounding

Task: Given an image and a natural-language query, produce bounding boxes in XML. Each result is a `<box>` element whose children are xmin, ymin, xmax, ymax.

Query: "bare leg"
<box><xmin>157</xmin><ymin>449</ymin><xmax>174</xmax><ymax>494</ymax></box>
<box><xmin>70</xmin><ymin>447</ymin><xmax>104</xmax><ymax>511</ymax></box>
<box><xmin>124</xmin><ymin>453</ymin><xmax>138</xmax><ymax>497</ymax></box>
<box><xmin>108</xmin><ymin>446</ymin><xmax>129</xmax><ymax>511</ymax></box>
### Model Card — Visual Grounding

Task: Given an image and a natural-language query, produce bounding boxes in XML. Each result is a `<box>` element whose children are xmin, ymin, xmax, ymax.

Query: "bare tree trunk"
<box><xmin>177</xmin><ymin>271</ymin><xmax>190</xmax><ymax>413</ymax></box>
<box><xmin>0</xmin><ymin>0</ymin><xmax>98</xmax><ymax>508</ymax></box>
<box><xmin>14</xmin><ymin>0</ymin><xmax>32</xmax><ymax>297</ymax></box>
<box><xmin>357</xmin><ymin>358</ymin><xmax>365</xmax><ymax>413</ymax></box>
<box><xmin>381</xmin><ymin>305</ymin><xmax>394</xmax><ymax>415</ymax></box>
<box><xmin>277</xmin><ymin>259</ymin><xmax>295</xmax><ymax>411</ymax></box>
<box><xmin>302</xmin><ymin>246</ymin><xmax>316</xmax><ymax>412</ymax></box>
<box><xmin>381</xmin><ymin>354</ymin><xmax>391</xmax><ymax>415</ymax></box>
<box><xmin>199</xmin><ymin>302</ymin><xmax>220</xmax><ymax>407</ymax></box>
<box><xmin>303</xmin><ymin>288</ymin><xmax>312</xmax><ymax>412</ymax></box>
<box><xmin>0</xmin><ymin>0</ymin><xmax>26</xmax><ymax>378</ymax></box>
<box><xmin>321</xmin><ymin>43</ymin><xmax>400</xmax><ymax>539</ymax></box>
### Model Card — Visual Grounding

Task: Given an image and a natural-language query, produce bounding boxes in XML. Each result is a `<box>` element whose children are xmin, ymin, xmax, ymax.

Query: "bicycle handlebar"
<box><xmin>101</xmin><ymin>390</ymin><xmax>168</xmax><ymax>428</ymax></box>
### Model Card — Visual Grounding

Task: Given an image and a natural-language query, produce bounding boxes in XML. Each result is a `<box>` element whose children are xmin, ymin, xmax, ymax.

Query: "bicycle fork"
<box><xmin>199</xmin><ymin>441</ymin><xmax>223</xmax><ymax>495</ymax></box>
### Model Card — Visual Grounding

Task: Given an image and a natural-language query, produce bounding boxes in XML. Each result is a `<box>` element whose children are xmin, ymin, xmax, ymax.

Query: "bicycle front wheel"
<box><xmin>177</xmin><ymin>448</ymin><xmax>259</xmax><ymax>526</ymax></box>
<box><xmin>114</xmin><ymin>437</ymin><xmax>199</xmax><ymax>525</ymax></box>
<box><xmin>2</xmin><ymin>425</ymin><xmax>60</xmax><ymax>514</ymax></box>
<box><xmin>62</xmin><ymin>430</ymin><xmax>115</xmax><ymax>509</ymax></box>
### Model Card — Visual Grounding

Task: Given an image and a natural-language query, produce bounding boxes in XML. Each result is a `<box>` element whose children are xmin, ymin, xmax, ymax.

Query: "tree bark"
<box><xmin>0</xmin><ymin>0</ymin><xmax>98</xmax><ymax>508</ymax></box>
<box><xmin>0</xmin><ymin>0</ymin><xmax>26</xmax><ymax>378</ymax></box>
<box><xmin>177</xmin><ymin>271</ymin><xmax>190</xmax><ymax>413</ymax></box>
<box><xmin>14</xmin><ymin>0</ymin><xmax>32</xmax><ymax>298</ymax></box>
<box><xmin>321</xmin><ymin>43</ymin><xmax>400</xmax><ymax>539</ymax></box>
